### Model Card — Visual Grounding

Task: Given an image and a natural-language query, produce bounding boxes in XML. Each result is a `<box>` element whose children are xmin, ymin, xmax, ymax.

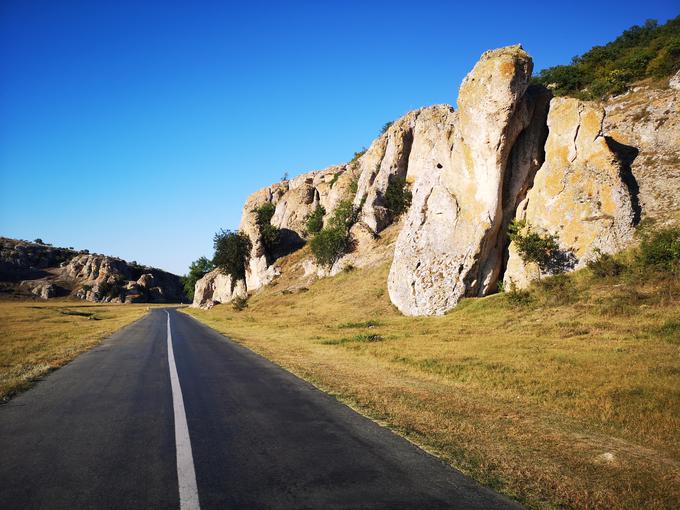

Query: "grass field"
<box><xmin>184</xmin><ymin>251</ymin><xmax>680</xmax><ymax>510</ymax></box>
<box><xmin>0</xmin><ymin>300</ymin><xmax>153</xmax><ymax>402</ymax></box>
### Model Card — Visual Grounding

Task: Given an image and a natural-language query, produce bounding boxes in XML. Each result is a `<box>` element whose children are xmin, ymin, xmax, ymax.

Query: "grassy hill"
<box><xmin>534</xmin><ymin>15</ymin><xmax>680</xmax><ymax>99</ymax></box>
<box><xmin>184</xmin><ymin>227</ymin><xmax>680</xmax><ymax>509</ymax></box>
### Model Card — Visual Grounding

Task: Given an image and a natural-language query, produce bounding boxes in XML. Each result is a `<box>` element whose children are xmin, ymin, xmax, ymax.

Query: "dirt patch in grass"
<box><xmin>183</xmin><ymin>261</ymin><xmax>680</xmax><ymax>509</ymax></box>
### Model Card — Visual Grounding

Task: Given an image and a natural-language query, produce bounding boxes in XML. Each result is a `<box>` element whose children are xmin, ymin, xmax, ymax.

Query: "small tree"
<box><xmin>305</xmin><ymin>205</ymin><xmax>326</xmax><ymax>235</ymax></box>
<box><xmin>508</xmin><ymin>219</ymin><xmax>565</xmax><ymax>277</ymax></box>
<box><xmin>34</xmin><ymin>238</ymin><xmax>44</xmax><ymax>245</ymax></box>
<box><xmin>213</xmin><ymin>230</ymin><xmax>252</xmax><ymax>281</ymax></box>
<box><xmin>384</xmin><ymin>176</ymin><xmax>412</xmax><ymax>218</ymax></box>
<box><xmin>309</xmin><ymin>226</ymin><xmax>349</xmax><ymax>268</ymax></box>
<box><xmin>380</xmin><ymin>121</ymin><xmax>393</xmax><ymax>135</ymax></box>
<box><xmin>309</xmin><ymin>199</ymin><xmax>359</xmax><ymax>268</ymax></box>
<box><xmin>253</xmin><ymin>202</ymin><xmax>280</xmax><ymax>258</ymax></box>
<box><xmin>184</xmin><ymin>256</ymin><xmax>215</xmax><ymax>300</ymax></box>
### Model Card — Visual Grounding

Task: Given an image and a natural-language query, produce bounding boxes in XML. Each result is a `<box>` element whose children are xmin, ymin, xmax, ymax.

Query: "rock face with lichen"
<box><xmin>388</xmin><ymin>45</ymin><xmax>550</xmax><ymax>315</ymax></box>
<box><xmin>193</xmin><ymin>44</ymin><xmax>678</xmax><ymax>314</ymax></box>
<box><xmin>503</xmin><ymin>98</ymin><xmax>636</xmax><ymax>288</ymax></box>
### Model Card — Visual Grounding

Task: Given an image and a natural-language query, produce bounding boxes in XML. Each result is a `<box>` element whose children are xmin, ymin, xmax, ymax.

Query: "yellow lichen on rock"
<box><xmin>504</xmin><ymin>97</ymin><xmax>635</xmax><ymax>288</ymax></box>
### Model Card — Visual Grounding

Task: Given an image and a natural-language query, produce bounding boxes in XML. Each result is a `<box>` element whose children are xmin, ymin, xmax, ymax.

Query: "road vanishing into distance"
<box><xmin>0</xmin><ymin>308</ymin><xmax>522</xmax><ymax>509</ymax></box>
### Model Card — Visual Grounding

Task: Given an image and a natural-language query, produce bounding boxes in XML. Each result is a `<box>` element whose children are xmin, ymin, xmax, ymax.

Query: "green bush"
<box><xmin>213</xmin><ymin>229</ymin><xmax>252</xmax><ymax>280</ymax></box>
<box><xmin>506</xmin><ymin>280</ymin><xmax>533</xmax><ymax>306</ymax></box>
<box><xmin>309</xmin><ymin>226</ymin><xmax>349</xmax><ymax>268</ymax></box>
<box><xmin>384</xmin><ymin>176</ymin><xmax>412</xmax><ymax>218</ymax></box>
<box><xmin>587</xmin><ymin>249</ymin><xmax>625</xmax><ymax>278</ymax></box>
<box><xmin>380</xmin><ymin>121</ymin><xmax>393</xmax><ymax>135</ymax></box>
<box><xmin>638</xmin><ymin>226</ymin><xmax>680</xmax><ymax>272</ymax></box>
<box><xmin>183</xmin><ymin>256</ymin><xmax>214</xmax><ymax>300</ymax></box>
<box><xmin>534</xmin><ymin>16</ymin><xmax>680</xmax><ymax>99</ymax></box>
<box><xmin>305</xmin><ymin>205</ymin><xmax>326</xmax><ymax>235</ymax></box>
<box><xmin>253</xmin><ymin>202</ymin><xmax>280</xmax><ymax>257</ymax></box>
<box><xmin>231</xmin><ymin>295</ymin><xmax>248</xmax><ymax>311</ymax></box>
<box><xmin>535</xmin><ymin>273</ymin><xmax>578</xmax><ymax>306</ymax></box>
<box><xmin>508</xmin><ymin>219</ymin><xmax>570</xmax><ymax>276</ymax></box>
<box><xmin>308</xmin><ymin>199</ymin><xmax>360</xmax><ymax>268</ymax></box>
<box><xmin>329</xmin><ymin>199</ymin><xmax>359</xmax><ymax>230</ymax></box>
<box><xmin>349</xmin><ymin>148</ymin><xmax>366</xmax><ymax>166</ymax></box>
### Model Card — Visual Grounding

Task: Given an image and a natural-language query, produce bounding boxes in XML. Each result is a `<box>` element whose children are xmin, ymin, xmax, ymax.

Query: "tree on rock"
<box><xmin>213</xmin><ymin>230</ymin><xmax>252</xmax><ymax>281</ymax></box>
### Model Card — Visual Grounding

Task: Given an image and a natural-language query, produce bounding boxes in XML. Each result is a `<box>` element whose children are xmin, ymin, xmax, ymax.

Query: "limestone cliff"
<box><xmin>194</xmin><ymin>45</ymin><xmax>679</xmax><ymax>314</ymax></box>
<box><xmin>503</xmin><ymin>98</ymin><xmax>635</xmax><ymax>288</ymax></box>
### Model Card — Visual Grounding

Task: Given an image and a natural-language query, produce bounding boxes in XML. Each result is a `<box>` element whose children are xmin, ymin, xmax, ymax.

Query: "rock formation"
<box><xmin>192</xmin><ymin>269</ymin><xmax>247</xmax><ymax>308</ymax></box>
<box><xmin>194</xmin><ymin>44</ymin><xmax>678</xmax><ymax>314</ymax></box>
<box><xmin>389</xmin><ymin>45</ymin><xmax>550</xmax><ymax>315</ymax></box>
<box><xmin>0</xmin><ymin>237</ymin><xmax>185</xmax><ymax>303</ymax></box>
<box><xmin>503</xmin><ymin>98</ymin><xmax>635</xmax><ymax>288</ymax></box>
<box><xmin>603</xmin><ymin>84</ymin><xmax>680</xmax><ymax>225</ymax></box>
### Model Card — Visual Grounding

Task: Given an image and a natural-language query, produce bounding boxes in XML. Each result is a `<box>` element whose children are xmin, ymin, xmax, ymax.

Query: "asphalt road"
<box><xmin>0</xmin><ymin>308</ymin><xmax>523</xmax><ymax>509</ymax></box>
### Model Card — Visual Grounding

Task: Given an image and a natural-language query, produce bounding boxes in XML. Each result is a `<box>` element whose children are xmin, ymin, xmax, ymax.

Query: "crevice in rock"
<box><xmin>605</xmin><ymin>136</ymin><xmax>642</xmax><ymax>225</ymax></box>
<box><xmin>496</xmin><ymin>85</ymin><xmax>551</xmax><ymax>289</ymax></box>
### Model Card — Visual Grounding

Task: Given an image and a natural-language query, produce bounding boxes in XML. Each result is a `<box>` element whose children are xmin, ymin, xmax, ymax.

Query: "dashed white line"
<box><xmin>166</xmin><ymin>311</ymin><xmax>201</xmax><ymax>510</ymax></box>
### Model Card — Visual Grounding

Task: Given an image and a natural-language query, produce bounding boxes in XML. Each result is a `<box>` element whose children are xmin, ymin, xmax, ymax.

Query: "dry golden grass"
<box><xmin>0</xmin><ymin>300</ymin><xmax>153</xmax><ymax>402</ymax></box>
<box><xmin>184</xmin><ymin>255</ymin><xmax>680</xmax><ymax>510</ymax></box>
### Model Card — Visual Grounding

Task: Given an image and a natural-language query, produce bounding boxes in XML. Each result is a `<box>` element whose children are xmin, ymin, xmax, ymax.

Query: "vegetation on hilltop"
<box><xmin>534</xmin><ymin>15</ymin><xmax>680</xmax><ymax>99</ymax></box>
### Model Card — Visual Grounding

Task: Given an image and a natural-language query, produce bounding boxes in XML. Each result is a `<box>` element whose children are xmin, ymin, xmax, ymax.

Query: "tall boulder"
<box><xmin>503</xmin><ymin>98</ymin><xmax>635</xmax><ymax>287</ymax></box>
<box><xmin>389</xmin><ymin>45</ymin><xmax>546</xmax><ymax>315</ymax></box>
<box><xmin>192</xmin><ymin>268</ymin><xmax>247</xmax><ymax>308</ymax></box>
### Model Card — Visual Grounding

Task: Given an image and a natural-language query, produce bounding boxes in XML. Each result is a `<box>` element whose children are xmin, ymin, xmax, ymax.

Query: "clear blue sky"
<box><xmin>1</xmin><ymin>1</ymin><xmax>677</xmax><ymax>274</ymax></box>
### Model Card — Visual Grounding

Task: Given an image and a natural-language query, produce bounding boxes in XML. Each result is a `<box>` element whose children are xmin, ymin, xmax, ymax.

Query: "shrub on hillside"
<box><xmin>587</xmin><ymin>249</ymin><xmax>625</xmax><ymax>278</ymax></box>
<box><xmin>309</xmin><ymin>226</ymin><xmax>349</xmax><ymax>268</ymax></box>
<box><xmin>384</xmin><ymin>176</ymin><xmax>412</xmax><ymax>218</ymax></box>
<box><xmin>231</xmin><ymin>295</ymin><xmax>248</xmax><ymax>311</ymax></box>
<box><xmin>535</xmin><ymin>273</ymin><xmax>578</xmax><ymax>306</ymax></box>
<box><xmin>508</xmin><ymin>219</ymin><xmax>572</xmax><ymax>276</ymax></box>
<box><xmin>253</xmin><ymin>202</ymin><xmax>280</xmax><ymax>257</ymax></box>
<box><xmin>505</xmin><ymin>280</ymin><xmax>533</xmax><ymax>306</ymax></box>
<box><xmin>637</xmin><ymin>226</ymin><xmax>680</xmax><ymax>272</ymax></box>
<box><xmin>309</xmin><ymin>199</ymin><xmax>359</xmax><ymax>268</ymax></box>
<box><xmin>305</xmin><ymin>205</ymin><xmax>326</xmax><ymax>235</ymax></box>
<box><xmin>213</xmin><ymin>230</ymin><xmax>251</xmax><ymax>280</ymax></box>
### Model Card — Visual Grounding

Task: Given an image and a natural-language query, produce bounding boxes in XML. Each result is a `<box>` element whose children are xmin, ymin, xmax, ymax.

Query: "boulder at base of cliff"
<box><xmin>192</xmin><ymin>269</ymin><xmax>247</xmax><ymax>308</ymax></box>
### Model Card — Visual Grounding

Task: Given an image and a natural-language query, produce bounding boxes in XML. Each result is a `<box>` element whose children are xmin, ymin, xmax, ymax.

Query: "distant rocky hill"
<box><xmin>193</xmin><ymin>43</ymin><xmax>680</xmax><ymax>315</ymax></box>
<box><xmin>0</xmin><ymin>237</ymin><xmax>186</xmax><ymax>303</ymax></box>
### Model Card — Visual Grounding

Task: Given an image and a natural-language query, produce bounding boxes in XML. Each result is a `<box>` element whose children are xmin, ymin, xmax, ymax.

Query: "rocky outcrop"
<box><xmin>503</xmin><ymin>98</ymin><xmax>636</xmax><ymax>288</ymax></box>
<box><xmin>389</xmin><ymin>45</ymin><xmax>549</xmax><ymax>315</ymax></box>
<box><xmin>670</xmin><ymin>69</ymin><xmax>680</xmax><ymax>91</ymax></box>
<box><xmin>0</xmin><ymin>237</ymin><xmax>185</xmax><ymax>303</ymax></box>
<box><xmin>603</xmin><ymin>84</ymin><xmax>680</xmax><ymax>225</ymax></box>
<box><xmin>195</xmin><ymin>46</ymin><xmax>678</xmax><ymax>315</ymax></box>
<box><xmin>192</xmin><ymin>269</ymin><xmax>247</xmax><ymax>308</ymax></box>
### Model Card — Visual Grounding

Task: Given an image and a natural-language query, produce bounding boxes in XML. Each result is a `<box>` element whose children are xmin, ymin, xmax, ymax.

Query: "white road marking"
<box><xmin>166</xmin><ymin>311</ymin><xmax>201</xmax><ymax>510</ymax></box>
